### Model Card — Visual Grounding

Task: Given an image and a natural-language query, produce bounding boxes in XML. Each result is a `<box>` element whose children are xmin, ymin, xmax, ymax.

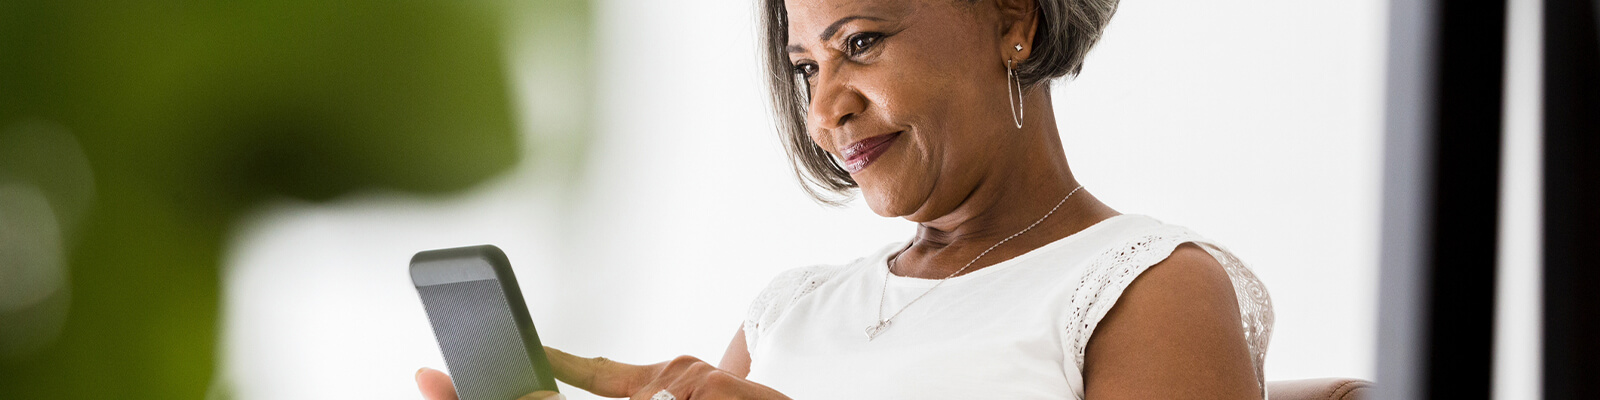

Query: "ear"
<box><xmin>996</xmin><ymin>0</ymin><xmax>1041</xmax><ymax>62</ymax></box>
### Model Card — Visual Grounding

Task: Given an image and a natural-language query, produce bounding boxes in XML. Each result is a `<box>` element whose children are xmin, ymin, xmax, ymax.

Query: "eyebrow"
<box><xmin>787</xmin><ymin>15</ymin><xmax>886</xmax><ymax>53</ymax></box>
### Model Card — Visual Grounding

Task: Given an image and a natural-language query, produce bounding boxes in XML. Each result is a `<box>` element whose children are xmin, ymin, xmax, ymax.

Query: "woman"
<box><xmin>418</xmin><ymin>0</ymin><xmax>1273</xmax><ymax>398</ymax></box>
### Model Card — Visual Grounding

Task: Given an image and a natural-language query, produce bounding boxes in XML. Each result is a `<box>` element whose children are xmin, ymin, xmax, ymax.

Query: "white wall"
<box><xmin>217</xmin><ymin>0</ymin><xmax>1387</xmax><ymax>398</ymax></box>
<box><xmin>1055</xmin><ymin>0</ymin><xmax>1387</xmax><ymax>382</ymax></box>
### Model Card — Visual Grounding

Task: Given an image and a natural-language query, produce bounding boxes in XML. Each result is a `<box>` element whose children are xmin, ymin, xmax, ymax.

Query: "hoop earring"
<box><xmin>1006</xmin><ymin>58</ymin><xmax>1024</xmax><ymax>129</ymax></box>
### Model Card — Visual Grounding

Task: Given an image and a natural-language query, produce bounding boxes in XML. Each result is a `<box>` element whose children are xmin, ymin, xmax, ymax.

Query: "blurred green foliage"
<box><xmin>0</xmin><ymin>0</ymin><xmax>587</xmax><ymax>398</ymax></box>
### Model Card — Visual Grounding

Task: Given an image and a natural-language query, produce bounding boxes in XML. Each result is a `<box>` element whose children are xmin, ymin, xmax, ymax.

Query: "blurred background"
<box><xmin>0</xmin><ymin>0</ymin><xmax>1482</xmax><ymax>398</ymax></box>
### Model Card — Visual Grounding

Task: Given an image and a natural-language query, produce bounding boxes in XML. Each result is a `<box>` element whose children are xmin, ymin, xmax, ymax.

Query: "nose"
<box><xmin>806</xmin><ymin>67</ymin><xmax>868</xmax><ymax>134</ymax></box>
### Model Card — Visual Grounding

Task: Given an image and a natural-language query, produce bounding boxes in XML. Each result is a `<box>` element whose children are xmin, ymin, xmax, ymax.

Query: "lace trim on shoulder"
<box><xmin>1065</xmin><ymin>226</ymin><xmax>1274</xmax><ymax>393</ymax></box>
<box><xmin>1196</xmin><ymin>240</ymin><xmax>1275</xmax><ymax>385</ymax></box>
<box><xmin>742</xmin><ymin>263</ymin><xmax>848</xmax><ymax>355</ymax></box>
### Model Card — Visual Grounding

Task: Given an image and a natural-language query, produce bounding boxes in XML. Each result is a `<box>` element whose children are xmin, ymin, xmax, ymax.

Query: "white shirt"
<box><xmin>742</xmin><ymin>214</ymin><xmax>1274</xmax><ymax>399</ymax></box>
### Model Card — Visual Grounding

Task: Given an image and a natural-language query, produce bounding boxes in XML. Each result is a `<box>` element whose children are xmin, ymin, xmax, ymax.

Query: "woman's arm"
<box><xmin>1083</xmin><ymin>243</ymin><xmax>1261</xmax><ymax>400</ymax></box>
<box><xmin>419</xmin><ymin>343</ymin><xmax>785</xmax><ymax>400</ymax></box>
<box><xmin>718</xmin><ymin>326</ymin><xmax>752</xmax><ymax>378</ymax></box>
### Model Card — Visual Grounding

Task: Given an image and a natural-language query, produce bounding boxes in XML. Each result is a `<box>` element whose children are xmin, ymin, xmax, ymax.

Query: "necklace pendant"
<box><xmin>864</xmin><ymin>320</ymin><xmax>891</xmax><ymax>340</ymax></box>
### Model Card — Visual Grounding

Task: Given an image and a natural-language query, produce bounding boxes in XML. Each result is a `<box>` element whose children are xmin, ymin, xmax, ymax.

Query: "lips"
<box><xmin>841</xmin><ymin>132</ymin><xmax>902</xmax><ymax>174</ymax></box>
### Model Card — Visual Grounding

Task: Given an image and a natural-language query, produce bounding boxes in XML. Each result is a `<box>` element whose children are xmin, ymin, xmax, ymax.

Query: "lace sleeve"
<box><xmin>742</xmin><ymin>264</ymin><xmax>844</xmax><ymax>357</ymax></box>
<box><xmin>1063</xmin><ymin>226</ymin><xmax>1275</xmax><ymax>396</ymax></box>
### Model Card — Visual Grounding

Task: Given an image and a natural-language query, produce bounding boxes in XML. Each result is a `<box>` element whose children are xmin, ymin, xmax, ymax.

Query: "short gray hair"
<box><xmin>760</xmin><ymin>0</ymin><xmax>1120</xmax><ymax>205</ymax></box>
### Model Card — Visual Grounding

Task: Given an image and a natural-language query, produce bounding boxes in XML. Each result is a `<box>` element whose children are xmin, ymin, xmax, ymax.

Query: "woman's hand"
<box><xmin>416</xmin><ymin>347</ymin><xmax>791</xmax><ymax>400</ymax></box>
<box><xmin>416</xmin><ymin>367</ymin><xmax>562</xmax><ymax>400</ymax></box>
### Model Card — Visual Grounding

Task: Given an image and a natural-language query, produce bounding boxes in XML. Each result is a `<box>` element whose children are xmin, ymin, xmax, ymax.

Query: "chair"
<box><xmin>1267</xmin><ymin>378</ymin><xmax>1373</xmax><ymax>400</ymax></box>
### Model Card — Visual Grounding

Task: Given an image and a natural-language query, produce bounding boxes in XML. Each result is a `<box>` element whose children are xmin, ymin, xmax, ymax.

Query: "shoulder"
<box><xmin>1080</xmin><ymin>243</ymin><xmax>1261</xmax><ymax>399</ymax></box>
<box><xmin>1124</xmin><ymin>244</ymin><xmax>1236</xmax><ymax>309</ymax></box>
<box><xmin>1098</xmin><ymin>243</ymin><xmax>1240</xmax><ymax>341</ymax></box>
<box><xmin>746</xmin><ymin>263</ymin><xmax>848</xmax><ymax>319</ymax></box>
<box><xmin>1061</xmin><ymin>216</ymin><xmax>1273</xmax><ymax>399</ymax></box>
<box><xmin>746</xmin><ymin>246</ymin><xmax>880</xmax><ymax>314</ymax></box>
<box><xmin>741</xmin><ymin>243</ymin><xmax>897</xmax><ymax>351</ymax></box>
<box><xmin>748</xmin><ymin>241</ymin><xmax>900</xmax><ymax>299</ymax></box>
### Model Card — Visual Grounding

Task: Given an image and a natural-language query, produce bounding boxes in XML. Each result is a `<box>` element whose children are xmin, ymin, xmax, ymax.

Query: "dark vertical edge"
<box><xmin>1377</xmin><ymin>0</ymin><xmax>1507</xmax><ymax>398</ymax></box>
<box><xmin>1375</xmin><ymin>0</ymin><xmax>1439</xmax><ymax>398</ymax></box>
<box><xmin>1542</xmin><ymin>0</ymin><xmax>1600</xmax><ymax>398</ymax></box>
<box><xmin>1426</xmin><ymin>1</ymin><xmax>1508</xmax><ymax>399</ymax></box>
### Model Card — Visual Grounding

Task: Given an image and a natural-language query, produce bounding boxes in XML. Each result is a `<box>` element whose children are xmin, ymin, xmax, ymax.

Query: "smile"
<box><xmin>841</xmin><ymin>131</ymin><xmax>902</xmax><ymax>174</ymax></box>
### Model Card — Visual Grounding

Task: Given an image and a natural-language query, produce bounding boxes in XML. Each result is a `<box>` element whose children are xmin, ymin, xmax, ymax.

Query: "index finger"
<box><xmin>543</xmin><ymin>346</ymin><xmax>664</xmax><ymax>398</ymax></box>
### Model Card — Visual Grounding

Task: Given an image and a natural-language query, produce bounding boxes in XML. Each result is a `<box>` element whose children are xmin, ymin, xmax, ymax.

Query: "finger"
<box><xmin>516</xmin><ymin>390</ymin><xmax>567</xmax><ymax>400</ymax></box>
<box><xmin>543</xmin><ymin>346</ymin><xmax>664</xmax><ymax>398</ymax></box>
<box><xmin>415</xmin><ymin>368</ymin><xmax>459</xmax><ymax>400</ymax></box>
<box><xmin>664</xmin><ymin>358</ymin><xmax>720</xmax><ymax>400</ymax></box>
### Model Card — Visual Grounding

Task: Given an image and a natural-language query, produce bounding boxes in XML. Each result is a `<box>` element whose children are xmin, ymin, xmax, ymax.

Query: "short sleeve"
<box><xmin>1062</xmin><ymin>225</ymin><xmax>1274</xmax><ymax>398</ymax></box>
<box><xmin>742</xmin><ymin>265</ymin><xmax>844</xmax><ymax>358</ymax></box>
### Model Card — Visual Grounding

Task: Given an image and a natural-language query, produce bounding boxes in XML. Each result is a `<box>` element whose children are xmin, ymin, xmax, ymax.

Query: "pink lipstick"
<box><xmin>841</xmin><ymin>132</ymin><xmax>902</xmax><ymax>174</ymax></box>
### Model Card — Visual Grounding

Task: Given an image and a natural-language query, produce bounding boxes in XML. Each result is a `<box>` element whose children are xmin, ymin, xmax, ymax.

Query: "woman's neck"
<box><xmin>891</xmin><ymin>92</ymin><xmax>1119</xmax><ymax>279</ymax></box>
<box><xmin>894</xmin><ymin>176</ymin><xmax>1111</xmax><ymax>280</ymax></box>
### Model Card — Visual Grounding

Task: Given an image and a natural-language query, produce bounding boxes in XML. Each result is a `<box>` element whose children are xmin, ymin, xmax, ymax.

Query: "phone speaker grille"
<box><xmin>418</xmin><ymin>280</ymin><xmax>539</xmax><ymax>400</ymax></box>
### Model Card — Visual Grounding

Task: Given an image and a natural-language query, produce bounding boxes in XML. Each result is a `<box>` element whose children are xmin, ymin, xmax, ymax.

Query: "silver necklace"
<box><xmin>866</xmin><ymin>185</ymin><xmax>1084</xmax><ymax>340</ymax></box>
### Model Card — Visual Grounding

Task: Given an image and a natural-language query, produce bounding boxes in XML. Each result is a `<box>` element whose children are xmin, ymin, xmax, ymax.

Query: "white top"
<box><xmin>742</xmin><ymin>214</ymin><xmax>1274</xmax><ymax>399</ymax></box>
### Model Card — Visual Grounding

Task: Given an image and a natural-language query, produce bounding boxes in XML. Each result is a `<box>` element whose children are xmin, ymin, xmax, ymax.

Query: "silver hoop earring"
<box><xmin>1006</xmin><ymin>59</ymin><xmax>1024</xmax><ymax>129</ymax></box>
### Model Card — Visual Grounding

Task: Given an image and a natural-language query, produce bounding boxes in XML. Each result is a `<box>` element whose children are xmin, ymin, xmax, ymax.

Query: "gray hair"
<box><xmin>760</xmin><ymin>0</ymin><xmax>1119</xmax><ymax>205</ymax></box>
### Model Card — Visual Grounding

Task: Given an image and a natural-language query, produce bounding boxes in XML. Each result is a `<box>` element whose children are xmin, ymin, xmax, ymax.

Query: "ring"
<box><xmin>650</xmin><ymin>389</ymin><xmax>677</xmax><ymax>400</ymax></box>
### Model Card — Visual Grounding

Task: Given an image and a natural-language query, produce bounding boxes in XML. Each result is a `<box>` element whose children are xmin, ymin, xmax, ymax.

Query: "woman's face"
<box><xmin>787</xmin><ymin>0</ymin><xmax>1024</xmax><ymax>220</ymax></box>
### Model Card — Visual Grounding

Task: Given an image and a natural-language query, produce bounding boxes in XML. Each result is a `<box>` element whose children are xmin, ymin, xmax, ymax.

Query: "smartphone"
<box><xmin>411</xmin><ymin>245</ymin><xmax>559</xmax><ymax>400</ymax></box>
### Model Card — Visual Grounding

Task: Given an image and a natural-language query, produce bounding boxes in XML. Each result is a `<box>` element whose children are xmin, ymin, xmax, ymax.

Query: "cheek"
<box><xmin>871</xmin><ymin>60</ymin><xmax>996</xmax><ymax>168</ymax></box>
<box><xmin>805</xmin><ymin>127</ymin><xmax>828</xmax><ymax>153</ymax></box>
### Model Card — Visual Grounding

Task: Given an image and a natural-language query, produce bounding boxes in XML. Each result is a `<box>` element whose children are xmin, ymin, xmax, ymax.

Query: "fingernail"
<box><xmin>415</xmin><ymin>368</ymin><xmax>427</xmax><ymax>379</ymax></box>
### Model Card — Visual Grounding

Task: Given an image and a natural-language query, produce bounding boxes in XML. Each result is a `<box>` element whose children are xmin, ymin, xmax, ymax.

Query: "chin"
<box><xmin>863</xmin><ymin>194</ymin><xmax>898</xmax><ymax>218</ymax></box>
<box><xmin>859</xmin><ymin>182</ymin><xmax>926</xmax><ymax>219</ymax></box>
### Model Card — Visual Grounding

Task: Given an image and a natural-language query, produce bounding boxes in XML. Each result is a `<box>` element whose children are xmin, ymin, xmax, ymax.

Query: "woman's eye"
<box><xmin>794</xmin><ymin>63</ymin><xmax>818</xmax><ymax>78</ymax></box>
<box><xmin>846</xmin><ymin>33</ymin><xmax>883</xmax><ymax>56</ymax></box>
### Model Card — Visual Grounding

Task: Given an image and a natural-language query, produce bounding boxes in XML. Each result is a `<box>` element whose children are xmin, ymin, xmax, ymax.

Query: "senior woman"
<box><xmin>418</xmin><ymin>0</ymin><xmax>1274</xmax><ymax>398</ymax></box>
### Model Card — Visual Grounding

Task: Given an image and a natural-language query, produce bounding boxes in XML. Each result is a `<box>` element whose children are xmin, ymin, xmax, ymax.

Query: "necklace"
<box><xmin>865</xmin><ymin>185</ymin><xmax>1084</xmax><ymax>340</ymax></box>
